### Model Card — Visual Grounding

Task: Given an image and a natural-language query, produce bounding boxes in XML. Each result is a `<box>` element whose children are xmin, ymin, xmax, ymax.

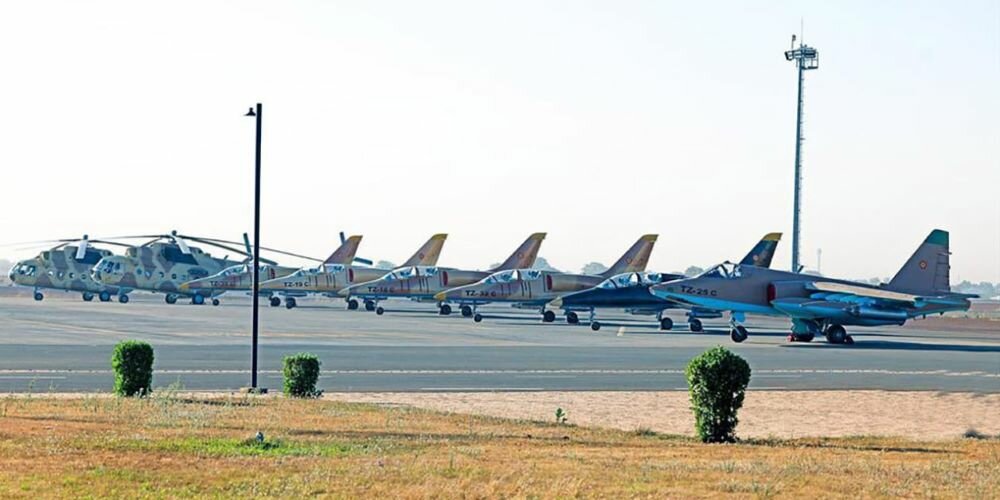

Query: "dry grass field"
<box><xmin>1</xmin><ymin>393</ymin><xmax>998</xmax><ymax>498</ymax></box>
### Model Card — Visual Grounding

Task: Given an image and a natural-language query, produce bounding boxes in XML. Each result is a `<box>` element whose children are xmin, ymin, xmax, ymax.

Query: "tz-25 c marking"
<box><xmin>680</xmin><ymin>285</ymin><xmax>717</xmax><ymax>297</ymax></box>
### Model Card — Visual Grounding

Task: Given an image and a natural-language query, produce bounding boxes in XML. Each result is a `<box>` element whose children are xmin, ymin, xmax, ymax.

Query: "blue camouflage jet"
<box><xmin>650</xmin><ymin>229</ymin><xmax>976</xmax><ymax>344</ymax></box>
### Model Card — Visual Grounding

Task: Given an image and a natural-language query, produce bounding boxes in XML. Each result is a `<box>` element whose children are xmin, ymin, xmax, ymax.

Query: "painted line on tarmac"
<box><xmin>0</xmin><ymin>369</ymin><xmax>996</xmax><ymax>377</ymax></box>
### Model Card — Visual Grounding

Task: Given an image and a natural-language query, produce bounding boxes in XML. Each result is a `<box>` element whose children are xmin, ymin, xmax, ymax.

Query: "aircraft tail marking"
<box><xmin>324</xmin><ymin>235</ymin><xmax>363</xmax><ymax>265</ymax></box>
<box><xmin>602</xmin><ymin>234</ymin><xmax>658</xmax><ymax>277</ymax></box>
<box><xmin>402</xmin><ymin>234</ymin><xmax>448</xmax><ymax>267</ymax></box>
<box><xmin>887</xmin><ymin>229</ymin><xmax>951</xmax><ymax>294</ymax></box>
<box><xmin>491</xmin><ymin>233</ymin><xmax>546</xmax><ymax>271</ymax></box>
<box><xmin>739</xmin><ymin>232</ymin><xmax>782</xmax><ymax>268</ymax></box>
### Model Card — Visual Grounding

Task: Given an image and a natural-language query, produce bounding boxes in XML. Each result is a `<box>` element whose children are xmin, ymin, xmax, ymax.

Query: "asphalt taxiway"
<box><xmin>0</xmin><ymin>294</ymin><xmax>997</xmax><ymax>392</ymax></box>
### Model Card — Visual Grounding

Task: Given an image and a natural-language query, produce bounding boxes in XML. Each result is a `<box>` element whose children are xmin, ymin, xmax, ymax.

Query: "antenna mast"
<box><xmin>784</xmin><ymin>30</ymin><xmax>819</xmax><ymax>273</ymax></box>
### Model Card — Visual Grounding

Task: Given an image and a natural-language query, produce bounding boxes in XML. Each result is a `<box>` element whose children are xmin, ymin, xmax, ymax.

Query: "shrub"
<box><xmin>283</xmin><ymin>353</ymin><xmax>322</xmax><ymax>398</ymax></box>
<box><xmin>555</xmin><ymin>407</ymin><xmax>567</xmax><ymax>425</ymax></box>
<box><xmin>111</xmin><ymin>340</ymin><xmax>154</xmax><ymax>397</ymax></box>
<box><xmin>685</xmin><ymin>346</ymin><xmax>751</xmax><ymax>443</ymax></box>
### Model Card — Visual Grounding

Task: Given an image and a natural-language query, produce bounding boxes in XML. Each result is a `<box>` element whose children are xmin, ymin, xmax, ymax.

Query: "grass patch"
<box><xmin>0</xmin><ymin>395</ymin><xmax>997</xmax><ymax>498</ymax></box>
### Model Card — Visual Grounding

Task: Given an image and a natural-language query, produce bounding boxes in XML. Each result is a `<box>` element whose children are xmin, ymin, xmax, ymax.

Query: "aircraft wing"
<box><xmin>805</xmin><ymin>281</ymin><xmax>919</xmax><ymax>304</ymax></box>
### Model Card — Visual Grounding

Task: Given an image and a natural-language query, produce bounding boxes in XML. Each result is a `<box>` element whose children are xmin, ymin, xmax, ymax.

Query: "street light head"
<box><xmin>244</xmin><ymin>107</ymin><xmax>256</xmax><ymax>117</ymax></box>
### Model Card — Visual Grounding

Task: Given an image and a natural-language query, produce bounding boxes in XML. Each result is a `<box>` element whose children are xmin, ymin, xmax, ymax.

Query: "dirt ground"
<box><xmin>325</xmin><ymin>390</ymin><xmax>1000</xmax><ymax>440</ymax></box>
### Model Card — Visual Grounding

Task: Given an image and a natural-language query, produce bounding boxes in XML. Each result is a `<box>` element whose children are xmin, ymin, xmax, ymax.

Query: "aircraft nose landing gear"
<box><xmin>438</xmin><ymin>304</ymin><xmax>452</xmax><ymax>315</ymax></box>
<box><xmin>461</xmin><ymin>305</ymin><xmax>473</xmax><ymax>317</ymax></box>
<box><xmin>269</xmin><ymin>296</ymin><xmax>281</xmax><ymax>307</ymax></box>
<box><xmin>730</xmin><ymin>325</ymin><xmax>749</xmax><ymax>343</ymax></box>
<box><xmin>285</xmin><ymin>297</ymin><xmax>297</xmax><ymax>309</ymax></box>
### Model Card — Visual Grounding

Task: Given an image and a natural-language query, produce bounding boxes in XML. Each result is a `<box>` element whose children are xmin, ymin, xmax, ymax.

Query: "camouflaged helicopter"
<box><xmin>6</xmin><ymin>235</ymin><xmax>131</xmax><ymax>302</ymax></box>
<box><xmin>90</xmin><ymin>231</ymin><xmax>270</xmax><ymax>305</ymax></box>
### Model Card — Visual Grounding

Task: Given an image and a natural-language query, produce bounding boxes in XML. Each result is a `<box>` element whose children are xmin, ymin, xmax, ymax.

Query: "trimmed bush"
<box><xmin>111</xmin><ymin>340</ymin><xmax>154</xmax><ymax>397</ymax></box>
<box><xmin>685</xmin><ymin>346</ymin><xmax>751</xmax><ymax>443</ymax></box>
<box><xmin>283</xmin><ymin>353</ymin><xmax>322</xmax><ymax>398</ymax></box>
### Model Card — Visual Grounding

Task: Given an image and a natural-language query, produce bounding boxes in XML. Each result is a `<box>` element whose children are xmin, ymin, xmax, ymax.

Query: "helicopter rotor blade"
<box><xmin>75</xmin><ymin>235</ymin><xmax>89</xmax><ymax>260</ymax></box>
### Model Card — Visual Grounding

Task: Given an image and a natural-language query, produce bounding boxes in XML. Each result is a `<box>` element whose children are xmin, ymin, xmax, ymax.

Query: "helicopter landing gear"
<box><xmin>33</xmin><ymin>291</ymin><xmax>44</xmax><ymax>301</ymax></box>
<box><xmin>99</xmin><ymin>291</ymin><xmax>112</xmax><ymax>302</ymax></box>
<box><xmin>269</xmin><ymin>296</ymin><xmax>281</xmax><ymax>307</ymax></box>
<box><xmin>285</xmin><ymin>297</ymin><xmax>297</xmax><ymax>309</ymax></box>
<box><xmin>118</xmin><ymin>294</ymin><xmax>129</xmax><ymax>304</ymax></box>
<box><xmin>212</xmin><ymin>298</ymin><xmax>220</xmax><ymax>306</ymax></box>
<box><xmin>192</xmin><ymin>294</ymin><xmax>205</xmax><ymax>305</ymax></box>
<box><xmin>165</xmin><ymin>294</ymin><xmax>178</xmax><ymax>305</ymax></box>
<box><xmin>82</xmin><ymin>292</ymin><xmax>94</xmax><ymax>302</ymax></box>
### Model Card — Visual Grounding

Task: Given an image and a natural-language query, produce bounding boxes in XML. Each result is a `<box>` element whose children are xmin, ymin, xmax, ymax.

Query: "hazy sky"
<box><xmin>1</xmin><ymin>1</ymin><xmax>997</xmax><ymax>282</ymax></box>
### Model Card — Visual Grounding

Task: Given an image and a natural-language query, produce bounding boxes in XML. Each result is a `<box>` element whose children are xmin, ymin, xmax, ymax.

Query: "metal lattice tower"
<box><xmin>785</xmin><ymin>34</ymin><xmax>818</xmax><ymax>273</ymax></box>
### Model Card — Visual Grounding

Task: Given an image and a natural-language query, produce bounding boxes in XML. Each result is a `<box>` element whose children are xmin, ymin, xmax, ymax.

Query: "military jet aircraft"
<box><xmin>650</xmin><ymin>229</ymin><xmax>976</xmax><ymax>344</ymax></box>
<box><xmin>180</xmin><ymin>234</ymin><xmax>367</xmax><ymax>308</ymax></box>
<box><xmin>91</xmin><ymin>231</ymin><xmax>263</xmax><ymax>305</ymax></box>
<box><xmin>7</xmin><ymin>235</ymin><xmax>130</xmax><ymax>302</ymax></box>
<box><xmin>260</xmin><ymin>233</ymin><xmax>449</xmax><ymax>310</ymax></box>
<box><xmin>339</xmin><ymin>233</ymin><xmax>547</xmax><ymax>316</ymax></box>
<box><xmin>549</xmin><ymin>233</ymin><xmax>781</xmax><ymax>331</ymax></box>
<box><xmin>433</xmin><ymin>234</ymin><xmax>657</xmax><ymax>322</ymax></box>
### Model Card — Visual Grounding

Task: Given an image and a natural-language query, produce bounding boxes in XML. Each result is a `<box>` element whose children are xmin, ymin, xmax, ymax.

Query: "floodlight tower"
<box><xmin>785</xmin><ymin>34</ymin><xmax>818</xmax><ymax>273</ymax></box>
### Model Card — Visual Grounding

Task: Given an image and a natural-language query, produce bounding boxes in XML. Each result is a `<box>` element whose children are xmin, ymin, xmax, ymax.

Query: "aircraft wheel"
<box><xmin>269</xmin><ymin>296</ymin><xmax>281</xmax><ymax>307</ymax></box>
<box><xmin>689</xmin><ymin>318</ymin><xmax>703</xmax><ymax>332</ymax></box>
<box><xmin>33</xmin><ymin>292</ymin><xmax>43</xmax><ymax>301</ymax></box>
<box><xmin>439</xmin><ymin>304</ymin><xmax>452</xmax><ymax>315</ymax></box>
<box><xmin>118</xmin><ymin>294</ymin><xmax>129</xmax><ymax>304</ymax></box>
<box><xmin>99</xmin><ymin>291</ymin><xmax>112</xmax><ymax>302</ymax></box>
<box><xmin>364</xmin><ymin>300</ymin><xmax>376</xmax><ymax>311</ymax></box>
<box><xmin>795</xmin><ymin>332</ymin><xmax>814</xmax><ymax>342</ymax></box>
<box><xmin>192</xmin><ymin>294</ymin><xmax>205</xmax><ymax>305</ymax></box>
<box><xmin>542</xmin><ymin>310</ymin><xmax>556</xmax><ymax>323</ymax></box>
<box><xmin>375</xmin><ymin>306</ymin><xmax>385</xmax><ymax>316</ymax></box>
<box><xmin>590</xmin><ymin>321</ymin><xmax>601</xmax><ymax>331</ymax></box>
<box><xmin>461</xmin><ymin>305</ymin><xmax>473</xmax><ymax>317</ymax></box>
<box><xmin>659</xmin><ymin>317</ymin><xmax>673</xmax><ymax>331</ymax></box>
<box><xmin>347</xmin><ymin>299</ymin><xmax>359</xmax><ymax>310</ymax></box>
<box><xmin>82</xmin><ymin>292</ymin><xmax>94</xmax><ymax>302</ymax></box>
<box><xmin>165</xmin><ymin>294</ymin><xmax>177</xmax><ymax>305</ymax></box>
<box><xmin>730</xmin><ymin>325</ymin><xmax>748</xmax><ymax>343</ymax></box>
<box><xmin>566</xmin><ymin>311</ymin><xmax>579</xmax><ymax>324</ymax></box>
<box><xmin>286</xmin><ymin>297</ymin><xmax>297</xmax><ymax>309</ymax></box>
<box><xmin>212</xmin><ymin>298</ymin><xmax>220</xmax><ymax>306</ymax></box>
<box><xmin>473</xmin><ymin>313</ymin><xmax>483</xmax><ymax>323</ymax></box>
<box><xmin>825</xmin><ymin>325</ymin><xmax>847</xmax><ymax>344</ymax></box>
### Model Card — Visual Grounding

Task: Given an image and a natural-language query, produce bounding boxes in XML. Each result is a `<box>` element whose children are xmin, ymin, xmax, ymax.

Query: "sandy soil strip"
<box><xmin>324</xmin><ymin>390</ymin><xmax>1000</xmax><ymax>440</ymax></box>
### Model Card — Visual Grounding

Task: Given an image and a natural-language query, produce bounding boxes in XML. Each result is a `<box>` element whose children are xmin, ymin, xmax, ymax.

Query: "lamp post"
<box><xmin>245</xmin><ymin>103</ymin><xmax>262</xmax><ymax>390</ymax></box>
<box><xmin>784</xmin><ymin>35</ymin><xmax>819</xmax><ymax>273</ymax></box>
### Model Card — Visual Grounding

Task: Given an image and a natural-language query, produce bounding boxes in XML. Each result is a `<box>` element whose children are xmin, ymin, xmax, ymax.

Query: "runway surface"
<box><xmin>0</xmin><ymin>294</ymin><xmax>997</xmax><ymax>392</ymax></box>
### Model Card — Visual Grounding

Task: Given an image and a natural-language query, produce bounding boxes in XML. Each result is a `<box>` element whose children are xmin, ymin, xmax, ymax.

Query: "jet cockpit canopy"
<box><xmin>698</xmin><ymin>262</ymin><xmax>743</xmax><ymax>280</ymax></box>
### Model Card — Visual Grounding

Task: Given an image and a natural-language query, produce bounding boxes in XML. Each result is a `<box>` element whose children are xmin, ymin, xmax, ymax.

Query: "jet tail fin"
<box><xmin>887</xmin><ymin>229</ymin><xmax>951</xmax><ymax>294</ymax></box>
<box><xmin>601</xmin><ymin>234</ymin><xmax>657</xmax><ymax>277</ymax></box>
<box><xmin>490</xmin><ymin>233</ymin><xmax>546</xmax><ymax>271</ymax></box>
<box><xmin>739</xmin><ymin>232</ymin><xmax>782</xmax><ymax>268</ymax></box>
<box><xmin>401</xmin><ymin>234</ymin><xmax>447</xmax><ymax>267</ymax></box>
<box><xmin>324</xmin><ymin>235</ymin><xmax>363</xmax><ymax>265</ymax></box>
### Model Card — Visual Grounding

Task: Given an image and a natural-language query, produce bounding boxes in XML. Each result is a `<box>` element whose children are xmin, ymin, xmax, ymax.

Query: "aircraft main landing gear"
<box><xmin>118</xmin><ymin>294</ymin><xmax>129</xmax><ymax>304</ymax></box>
<box><xmin>439</xmin><ymin>304</ymin><xmax>452</xmax><ymax>315</ymax></box>
<box><xmin>285</xmin><ymin>297</ymin><xmax>297</xmax><ymax>309</ymax></box>
<box><xmin>730</xmin><ymin>325</ymin><xmax>749</xmax><ymax>343</ymax></box>
<box><xmin>566</xmin><ymin>311</ymin><xmax>579</xmax><ymax>324</ymax></box>
<box><xmin>33</xmin><ymin>291</ymin><xmax>43</xmax><ymax>301</ymax></box>
<box><xmin>590</xmin><ymin>321</ymin><xmax>601</xmax><ymax>331</ymax></box>
<box><xmin>82</xmin><ymin>292</ymin><xmax>94</xmax><ymax>302</ymax></box>
<box><xmin>347</xmin><ymin>299</ymin><xmax>359</xmax><ymax>310</ymax></box>
<box><xmin>212</xmin><ymin>298</ymin><xmax>220</xmax><ymax>306</ymax></box>
<box><xmin>269</xmin><ymin>296</ymin><xmax>281</xmax><ymax>307</ymax></box>
<box><xmin>689</xmin><ymin>318</ymin><xmax>703</xmax><ymax>332</ymax></box>
<box><xmin>541</xmin><ymin>310</ymin><xmax>556</xmax><ymax>323</ymax></box>
<box><xmin>375</xmin><ymin>306</ymin><xmax>385</xmax><ymax>315</ymax></box>
<box><xmin>461</xmin><ymin>305</ymin><xmax>473</xmax><ymax>317</ymax></box>
<box><xmin>473</xmin><ymin>313</ymin><xmax>483</xmax><ymax>323</ymax></box>
<box><xmin>824</xmin><ymin>324</ymin><xmax>853</xmax><ymax>345</ymax></box>
<box><xmin>364</xmin><ymin>300</ymin><xmax>376</xmax><ymax>312</ymax></box>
